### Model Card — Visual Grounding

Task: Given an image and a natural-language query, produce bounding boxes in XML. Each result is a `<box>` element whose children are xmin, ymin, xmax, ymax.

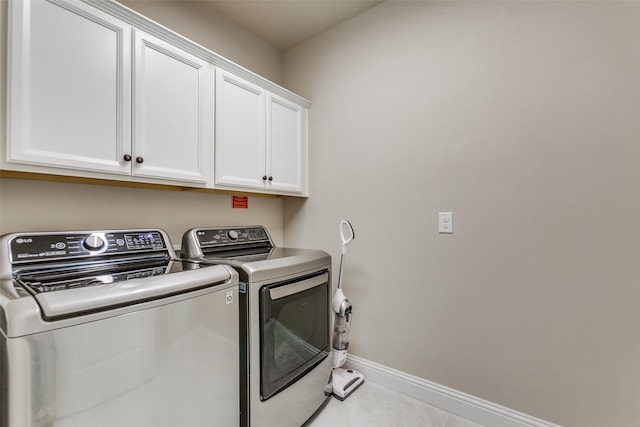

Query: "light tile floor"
<box><xmin>307</xmin><ymin>381</ymin><xmax>483</xmax><ymax>427</ymax></box>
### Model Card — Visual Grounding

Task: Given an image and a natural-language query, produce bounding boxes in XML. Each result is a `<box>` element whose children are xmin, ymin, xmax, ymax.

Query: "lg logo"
<box><xmin>15</xmin><ymin>238</ymin><xmax>33</xmax><ymax>244</ymax></box>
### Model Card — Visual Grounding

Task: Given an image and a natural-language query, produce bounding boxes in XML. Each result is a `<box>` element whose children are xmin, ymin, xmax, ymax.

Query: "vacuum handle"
<box><xmin>340</xmin><ymin>220</ymin><xmax>355</xmax><ymax>254</ymax></box>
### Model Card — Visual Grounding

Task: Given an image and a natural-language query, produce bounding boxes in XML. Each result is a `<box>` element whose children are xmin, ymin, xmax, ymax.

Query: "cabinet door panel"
<box><xmin>215</xmin><ymin>70</ymin><xmax>266</xmax><ymax>189</ymax></box>
<box><xmin>133</xmin><ymin>31</ymin><xmax>210</xmax><ymax>184</ymax></box>
<box><xmin>267</xmin><ymin>94</ymin><xmax>304</xmax><ymax>194</ymax></box>
<box><xmin>7</xmin><ymin>0</ymin><xmax>131</xmax><ymax>174</ymax></box>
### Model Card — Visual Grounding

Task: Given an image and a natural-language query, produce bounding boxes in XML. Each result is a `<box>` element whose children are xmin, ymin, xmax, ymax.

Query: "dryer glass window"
<box><xmin>259</xmin><ymin>271</ymin><xmax>329</xmax><ymax>401</ymax></box>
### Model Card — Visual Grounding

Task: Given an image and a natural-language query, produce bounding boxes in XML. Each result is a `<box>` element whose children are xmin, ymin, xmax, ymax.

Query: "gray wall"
<box><xmin>0</xmin><ymin>1</ymin><xmax>285</xmax><ymax>245</ymax></box>
<box><xmin>118</xmin><ymin>0</ymin><xmax>283</xmax><ymax>85</ymax></box>
<box><xmin>283</xmin><ymin>2</ymin><xmax>640</xmax><ymax>426</ymax></box>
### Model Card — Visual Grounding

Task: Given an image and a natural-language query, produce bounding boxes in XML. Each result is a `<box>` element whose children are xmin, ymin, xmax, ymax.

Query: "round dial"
<box><xmin>227</xmin><ymin>230</ymin><xmax>239</xmax><ymax>241</ymax></box>
<box><xmin>83</xmin><ymin>235</ymin><xmax>106</xmax><ymax>251</ymax></box>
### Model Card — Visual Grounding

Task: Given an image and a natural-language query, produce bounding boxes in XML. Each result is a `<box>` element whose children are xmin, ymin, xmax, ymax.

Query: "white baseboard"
<box><xmin>344</xmin><ymin>354</ymin><xmax>563</xmax><ymax>427</ymax></box>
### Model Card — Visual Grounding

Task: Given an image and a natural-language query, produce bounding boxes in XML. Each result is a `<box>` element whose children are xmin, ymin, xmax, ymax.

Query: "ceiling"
<box><xmin>204</xmin><ymin>0</ymin><xmax>384</xmax><ymax>50</ymax></box>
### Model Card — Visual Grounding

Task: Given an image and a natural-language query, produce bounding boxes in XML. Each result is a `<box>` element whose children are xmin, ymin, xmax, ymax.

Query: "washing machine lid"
<box><xmin>1</xmin><ymin>229</ymin><xmax>235</xmax><ymax>322</ymax></box>
<box><xmin>1</xmin><ymin>262</ymin><xmax>236</xmax><ymax>337</ymax></box>
<box><xmin>31</xmin><ymin>263</ymin><xmax>232</xmax><ymax>320</ymax></box>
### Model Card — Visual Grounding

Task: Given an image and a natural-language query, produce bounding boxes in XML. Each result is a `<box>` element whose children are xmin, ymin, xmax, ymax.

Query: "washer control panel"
<box><xmin>196</xmin><ymin>227</ymin><xmax>270</xmax><ymax>248</ymax></box>
<box><xmin>10</xmin><ymin>230</ymin><xmax>167</xmax><ymax>263</ymax></box>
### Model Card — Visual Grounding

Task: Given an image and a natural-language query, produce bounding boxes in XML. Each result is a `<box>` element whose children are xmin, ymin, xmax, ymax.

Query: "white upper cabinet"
<box><xmin>7</xmin><ymin>0</ymin><xmax>211</xmax><ymax>185</ymax></box>
<box><xmin>215</xmin><ymin>69</ymin><xmax>267</xmax><ymax>190</ymax></box>
<box><xmin>7</xmin><ymin>0</ymin><xmax>132</xmax><ymax>175</ymax></box>
<box><xmin>5</xmin><ymin>0</ymin><xmax>308</xmax><ymax>195</ymax></box>
<box><xmin>132</xmin><ymin>30</ymin><xmax>211</xmax><ymax>184</ymax></box>
<box><xmin>215</xmin><ymin>69</ymin><xmax>307</xmax><ymax>195</ymax></box>
<box><xmin>266</xmin><ymin>94</ymin><xmax>304</xmax><ymax>194</ymax></box>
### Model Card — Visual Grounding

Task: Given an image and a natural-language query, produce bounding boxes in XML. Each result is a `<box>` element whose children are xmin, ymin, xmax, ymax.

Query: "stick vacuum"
<box><xmin>331</xmin><ymin>220</ymin><xmax>365</xmax><ymax>400</ymax></box>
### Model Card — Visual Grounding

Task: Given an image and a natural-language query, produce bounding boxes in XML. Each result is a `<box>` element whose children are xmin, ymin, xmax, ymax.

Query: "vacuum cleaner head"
<box><xmin>332</xmin><ymin>368</ymin><xmax>365</xmax><ymax>400</ymax></box>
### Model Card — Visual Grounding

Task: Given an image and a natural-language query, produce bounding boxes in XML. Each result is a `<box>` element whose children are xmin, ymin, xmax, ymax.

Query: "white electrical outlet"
<box><xmin>439</xmin><ymin>212</ymin><xmax>453</xmax><ymax>234</ymax></box>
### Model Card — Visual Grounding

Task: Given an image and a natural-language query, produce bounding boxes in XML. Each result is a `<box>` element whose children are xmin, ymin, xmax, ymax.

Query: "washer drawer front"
<box><xmin>2</xmin><ymin>286</ymin><xmax>239</xmax><ymax>427</ymax></box>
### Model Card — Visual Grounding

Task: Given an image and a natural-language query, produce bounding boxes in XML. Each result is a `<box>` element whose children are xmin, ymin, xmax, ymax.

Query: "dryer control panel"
<box><xmin>196</xmin><ymin>227</ymin><xmax>270</xmax><ymax>248</ymax></box>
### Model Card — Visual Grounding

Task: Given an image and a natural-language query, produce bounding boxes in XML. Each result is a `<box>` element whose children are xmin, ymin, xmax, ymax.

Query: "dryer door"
<box><xmin>259</xmin><ymin>270</ymin><xmax>330</xmax><ymax>401</ymax></box>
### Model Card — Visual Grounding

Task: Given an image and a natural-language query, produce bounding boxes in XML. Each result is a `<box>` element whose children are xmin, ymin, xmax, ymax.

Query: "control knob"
<box><xmin>83</xmin><ymin>235</ymin><xmax>105</xmax><ymax>251</ymax></box>
<box><xmin>227</xmin><ymin>230</ymin><xmax>239</xmax><ymax>241</ymax></box>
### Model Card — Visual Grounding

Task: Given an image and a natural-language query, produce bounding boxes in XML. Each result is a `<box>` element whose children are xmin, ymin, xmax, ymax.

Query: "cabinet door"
<box><xmin>266</xmin><ymin>94</ymin><xmax>305</xmax><ymax>194</ymax></box>
<box><xmin>215</xmin><ymin>69</ymin><xmax>266</xmax><ymax>190</ymax></box>
<box><xmin>133</xmin><ymin>31</ymin><xmax>211</xmax><ymax>184</ymax></box>
<box><xmin>7</xmin><ymin>0</ymin><xmax>131</xmax><ymax>174</ymax></box>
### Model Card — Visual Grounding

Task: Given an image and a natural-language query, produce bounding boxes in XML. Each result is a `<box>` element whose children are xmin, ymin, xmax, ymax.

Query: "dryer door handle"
<box><xmin>269</xmin><ymin>272</ymin><xmax>329</xmax><ymax>300</ymax></box>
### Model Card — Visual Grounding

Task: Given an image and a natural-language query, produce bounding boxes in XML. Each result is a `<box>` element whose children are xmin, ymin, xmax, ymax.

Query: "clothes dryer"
<box><xmin>181</xmin><ymin>226</ymin><xmax>332</xmax><ymax>427</ymax></box>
